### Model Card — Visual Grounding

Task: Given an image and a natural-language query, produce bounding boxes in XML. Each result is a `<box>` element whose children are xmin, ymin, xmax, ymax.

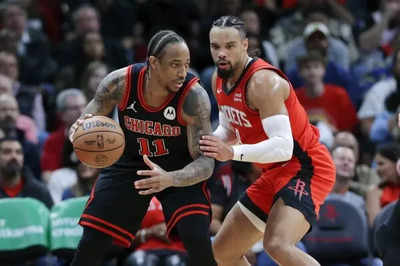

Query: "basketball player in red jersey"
<box><xmin>199</xmin><ymin>16</ymin><xmax>336</xmax><ymax>266</ymax></box>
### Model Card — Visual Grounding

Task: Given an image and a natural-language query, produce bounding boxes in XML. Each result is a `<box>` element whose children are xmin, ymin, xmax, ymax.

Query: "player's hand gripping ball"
<box><xmin>72</xmin><ymin>116</ymin><xmax>125</xmax><ymax>168</ymax></box>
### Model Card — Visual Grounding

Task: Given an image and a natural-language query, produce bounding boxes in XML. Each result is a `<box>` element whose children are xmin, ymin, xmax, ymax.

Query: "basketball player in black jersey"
<box><xmin>68</xmin><ymin>30</ymin><xmax>217</xmax><ymax>266</ymax></box>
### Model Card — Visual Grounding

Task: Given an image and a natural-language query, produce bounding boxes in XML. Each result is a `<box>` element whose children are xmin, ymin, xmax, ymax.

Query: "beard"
<box><xmin>1</xmin><ymin>160</ymin><xmax>22</xmax><ymax>179</ymax></box>
<box><xmin>217</xmin><ymin>66</ymin><xmax>234</xmax><ymax>80</ymax></box>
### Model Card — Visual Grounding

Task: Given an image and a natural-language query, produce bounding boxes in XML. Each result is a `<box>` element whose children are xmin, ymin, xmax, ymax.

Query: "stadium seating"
<box><xmin>302</xmin><ymin>198</ymin><xmax>370</xmax><ymax>265</ymax></box>
<box><xmin>372</xmin><ymin>200</ymin><xmax>398</xmax><ymax>257</ymax></box>
<box><xmin>0</xmin><ymin>198</ymin><xmax>50</xmax><ymax>264</ymax></box>
<box><xmin>49</xmin><ymin>196</ymin><xmax>88</xmax><ymax>260</ymax></box>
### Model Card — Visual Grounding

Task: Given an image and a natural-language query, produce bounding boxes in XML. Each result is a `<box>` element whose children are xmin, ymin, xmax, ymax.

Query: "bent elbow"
<box><xmin>285</xmin><ymin>138</ymin><xmax>294</xmax><ymax>160</ymax></box>
<box><xmin>282</xmin><ymin>150</ymin><xmax>293</xmax><ymax>161</ymax></box>
<box><xmin>279</xmin><ymin>138</ymin><xmax>294</xmax><ymax>161</ymax></box>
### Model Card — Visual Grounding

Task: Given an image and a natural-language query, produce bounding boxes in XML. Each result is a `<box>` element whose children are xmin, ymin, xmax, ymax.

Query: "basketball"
<box><xmin>72</xmin><ymin>116</ymin><xmax>125</xmax><ymax>168</ymax></box>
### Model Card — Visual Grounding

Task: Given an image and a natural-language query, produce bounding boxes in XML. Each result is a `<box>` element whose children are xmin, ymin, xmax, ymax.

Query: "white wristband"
<box><xmin>233</xmin><ymin>146</ymin><xmax>245</xmax><ymax>161</ymax></box>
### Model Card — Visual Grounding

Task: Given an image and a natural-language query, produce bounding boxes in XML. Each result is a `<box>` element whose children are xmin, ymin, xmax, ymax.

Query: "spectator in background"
<box><xmin>358</xmin><ymin>48</ymin><xmax>400</xmax><ymax>141</ymax></box>
<box><xmin>369</xmin><ymin>53</ymin><xmax>400</xmax><ymax>145</ymax></box>
<box><xmin>327</xmin><ymin>146</ymin><xmax>366</xmax><ymax>210</ymax></box>
<box><xmin>55</xmin><ymin>4</ymin><xmax>129</xmax><ymax>88</ymax></box>
<box><xmin>40</xmin><ymin>89</ymin><xmax>86</xmax><ymax>183</ymax></box>
<box><xmin>0</xmin><ymin>93</ymin><xmax>41</xmax><ymax>179</ymax></box>
<box><xmin>375</xmin><ymin>196</ymin><xmax>400</xmax><ymax>266</ymax></box>
<box><xmin>0</xmin><ymin>50</ymin><xmax>47</xmax><ymax>134</ymax></box>
<box><xmin>366</xmin><ymin>143</ymin><xmax>400</xmax><ymax>226</ymax></box>
<box><xmin>325</xmin><ymin>144</ymin><xmax>378</xmax><ymax>266</ymax></box>
<box><xmin>122</xmin><ymin>21</ymin><xmax>147</xmax><ymax>63</ymax></box>
<box><xmin>0</xmin><ymin>136</ymin><xmax>54</xmax><ymax>266</ymax></box>
<box><xmin>295</xmin><ymin>51</ymin><xmax>358</xmax><ymax>133</ymax></box>
<box><xmin>80</xmin><ymin>31</ymin><xmax>127</xmax><ymax>79</ymax></box>
<box><xmin>63</xmin><ymin>4</ymin><xmax>101</xmax><ymax>43</ymax></box>
<box><xmin>80</xmin><ymin>61</ymin><xmax>109</xmax><ymax>100</ymax></box>
<box><xmin>0</xmin><ymin>137</ymin><xmax>53</xmax><ymax>209</ymax></box>
<box><xmin>332</xmin><ymin>131</ymin><xmax>380</xmax><ymax>197</ymax></box>
<box><xmin>357</xmin><ymin>0</ymin><xmax>400</xmax><ymax>55</ymax></box>
<box><xmin>240</xmin><ymin>8</ymin><xmax>279</xmax><ymax>67</ymax></box>
<box><xmin>31</xmin><ymin>0</ymin><xmax>64</xmax><ymax>44</ymax></box>
<box><xmin>374</xmin><ymin>111</ymin><xmax>400</xmax><ymax>266</ymax></box>
<box><xmin>247</xmin><ymin>0</ymin><xmax>280</xmax><ymax>37</ymax></box>
<box><xmin>0</xmin><ymin>28</ymin><xmax>19</xmax><ymax>55</ymax></box>
<box><xmin>352</xmin><ymin>0</ymin><xmax>400</xmax><ymax>97</ymax></box>
<box><xmin>0</xmin><ymin>80</ymin><xmax>37</xmax><ymax>143</ymax></box>
<box><xmin>62</xmin><ymin>161</ymin><xmax>99</xmax><ymax>201</ymax></box>
<box><xmin>286</xmin><ymin>22</ymin><xmax>359</xmax><ymax>106</ymax></box>
<box><xmin>56</xmin><ymin>30</ymin><xmax>129</xmax><ymax>90</ymax></box>
<box><xmin>269</xmin><ymin>0</ymin><xmax>355</xmax><ymax>63</ymax></box>
<box><xmin>123</xmin><ymin>197</ymin><xmax>187</xmax><ymax>266</ymax></box>
<box><xmin>285</xmin><ymin>20</ymin><xmax>350</xmax><ymax>73</ymax></box>
<box><xmin>0</xmin><ymin>73</ymin><xmax>13</xmax><ymax>95</ymax></box>
<box><xmin>47</xmin><ymin>137</ymin><xmax>79</xmax><ymax>203</ymax></box>
<box><xmin>2</xmin><ymin>2</ymin><xmax>57</xmax><ymax>85</ymax></box>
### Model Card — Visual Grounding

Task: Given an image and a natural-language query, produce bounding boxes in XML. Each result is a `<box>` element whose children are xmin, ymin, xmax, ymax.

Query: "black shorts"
<box><xmin>79</xmin><ymin>172</ymin><xmax>211</xmax><ymax>248</ymax></box>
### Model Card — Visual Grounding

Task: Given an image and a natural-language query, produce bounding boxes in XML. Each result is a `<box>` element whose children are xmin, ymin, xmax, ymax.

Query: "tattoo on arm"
<box><xmin>81</xmin><ymin>68</ymin><xmax>127</xmax><ymax>117</ymax></box>
<box><xmin>170</xmin><ymin>83</ymin><xmax>215</xmax><ymax>187</ymax></box>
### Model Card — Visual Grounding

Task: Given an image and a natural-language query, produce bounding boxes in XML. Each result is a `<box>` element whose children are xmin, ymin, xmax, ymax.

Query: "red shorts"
<box><xmin>241</xmin><ymin>143</ymin><xmax>335</xmax><ymax>225</ymax></box>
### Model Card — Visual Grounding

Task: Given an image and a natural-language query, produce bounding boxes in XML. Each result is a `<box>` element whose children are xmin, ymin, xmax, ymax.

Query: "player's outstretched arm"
<box><xmin>69</xmin><ymin>67</ymin><xmax>127</xmax><ymax>142</ymax></box>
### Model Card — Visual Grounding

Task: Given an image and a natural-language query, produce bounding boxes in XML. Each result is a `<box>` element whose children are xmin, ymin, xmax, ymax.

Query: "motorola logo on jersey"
<box><xmin>220</xmin><ymin>105</ymin><xmax>251</xmax><ymax>128</ymax></box>
<box><xmin>124</xmin><ymin>116</ymin><xmax>181</xmax><ymax>137</ymax></box>
<box><xmin>164</xmin><ymin>106</ymin><xmax>176</xmax><ymax>120</ymax></box>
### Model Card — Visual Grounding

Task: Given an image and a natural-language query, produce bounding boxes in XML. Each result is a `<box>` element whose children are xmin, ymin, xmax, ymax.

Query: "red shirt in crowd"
<box><xmin>296</xmin><ymin>84</ymin><xmax>358</xmax><ymax>132</ymax></box>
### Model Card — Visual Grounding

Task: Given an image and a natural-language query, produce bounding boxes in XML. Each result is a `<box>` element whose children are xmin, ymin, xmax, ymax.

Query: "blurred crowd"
<box><xmin>0</xmin><ymin>0</ymin><xmax>400</xmax><ymax>265</ymax></box>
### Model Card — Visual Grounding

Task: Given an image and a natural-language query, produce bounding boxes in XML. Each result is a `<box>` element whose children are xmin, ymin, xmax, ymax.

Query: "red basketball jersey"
<box><xmin>215</xmin><ymin>58</ymin><xmax>321</xmax><ymax>169</ymax></box>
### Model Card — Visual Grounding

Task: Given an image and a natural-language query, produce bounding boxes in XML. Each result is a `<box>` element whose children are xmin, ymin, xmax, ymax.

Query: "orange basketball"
<box><xmin>72</xmin><ymin>116</ymin><xmax>125</xmax><ymax>168</ymax></box>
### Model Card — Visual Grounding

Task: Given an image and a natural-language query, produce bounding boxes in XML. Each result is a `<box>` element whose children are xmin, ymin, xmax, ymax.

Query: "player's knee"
<box><xmin>212</xmin><ymin>237</ymin><xmax>229</xmax><ymax>262</ymax></box>
<box><xmin>264</xmin><ymin>235</ymin><xmax>291</xmax><ymax>259</ymax></box>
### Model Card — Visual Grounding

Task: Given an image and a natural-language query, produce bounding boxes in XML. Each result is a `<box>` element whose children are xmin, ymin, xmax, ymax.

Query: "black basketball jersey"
<box><xmin>104</xmin><ymin>63</ymin><xmax>199</xmax><ymax>176</ymax></box>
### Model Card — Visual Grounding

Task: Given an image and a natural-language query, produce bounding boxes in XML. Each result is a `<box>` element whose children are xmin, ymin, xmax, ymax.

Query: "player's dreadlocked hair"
<box><xmin>147</xmin><ymin>30</ymin><xmax>185</xmax><ymax>60</ymax></box>
<box><xmin>212</xmin><ymin>16</ymin><xmax>247</xmax><ymax>39</ymax></box>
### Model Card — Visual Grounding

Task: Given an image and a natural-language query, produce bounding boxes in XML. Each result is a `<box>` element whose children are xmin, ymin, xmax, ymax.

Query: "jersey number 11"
<box><xmin>137</xmin><ymin>138</ymin><xmax>169</xmax><ymax>157</ymax></box>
